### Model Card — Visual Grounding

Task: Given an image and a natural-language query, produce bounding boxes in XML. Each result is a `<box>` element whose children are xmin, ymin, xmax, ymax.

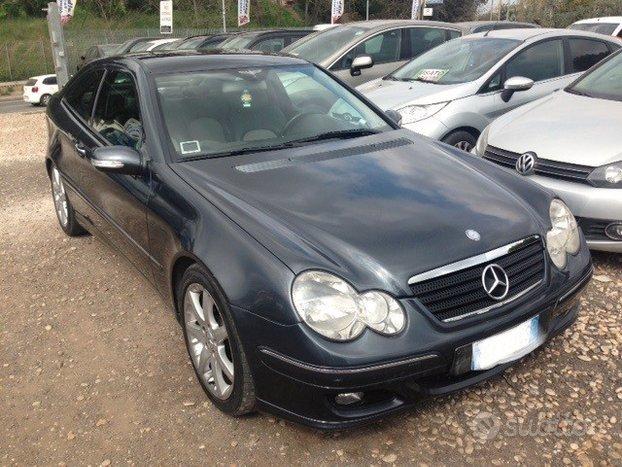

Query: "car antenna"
<box><xmin>484</xmin><ymin>29</ymin><xmax>492</xmax><ymax>37</ymax></box>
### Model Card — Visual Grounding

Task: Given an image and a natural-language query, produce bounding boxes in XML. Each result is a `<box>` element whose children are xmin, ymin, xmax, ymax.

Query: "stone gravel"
<box><xmin>1</xmin><ymin>113</ymin><xmax>621</xmax><ymax>465</ymax></box>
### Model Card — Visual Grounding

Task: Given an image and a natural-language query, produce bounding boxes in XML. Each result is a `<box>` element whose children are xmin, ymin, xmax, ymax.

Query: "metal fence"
<box><xmin>0</xmin><ymin>41</ymin><xmax>54</xmax><ymax>82</ymax></box>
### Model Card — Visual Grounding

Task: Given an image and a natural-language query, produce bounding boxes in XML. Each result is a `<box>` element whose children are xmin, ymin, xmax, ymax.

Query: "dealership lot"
<box><xmin>1</xmin><ymin>113</ymin><xmax>621</xmax><ymax>464</ymax></box>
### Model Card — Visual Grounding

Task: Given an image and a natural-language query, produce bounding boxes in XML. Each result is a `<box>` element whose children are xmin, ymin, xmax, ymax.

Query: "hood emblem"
<box><xmin>515</xmin><ymin>152</ymin><xmax>537</xmax><ymax>176</ymax></box>
<box><xmin>465</xmin><ymin>229</ymin><xmax>481</xmax><ymax>241</ymax></box>
<box><xmin>482</xmin><ymin>264</ymin><xmax>510</xmax><ymax>300</ymax></box>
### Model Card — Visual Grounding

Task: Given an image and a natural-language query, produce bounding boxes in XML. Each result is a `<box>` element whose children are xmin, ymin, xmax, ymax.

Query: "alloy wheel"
<box><xmin>183</xmin><ymin>283</ymin><xmax>234</xmax><ymax>400</ymax></box>
<box><xmin>455</xmin><ymin>140</ymin><xmax>473</xmax><ymax>152</ymax></box>
<box><xmin>51</xmin><ymin>167</ymin><xmax>68</xmax><ymax>227</ymax></box>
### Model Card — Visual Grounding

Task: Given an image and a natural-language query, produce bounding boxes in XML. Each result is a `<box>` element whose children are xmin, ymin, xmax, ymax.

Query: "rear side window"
<box><xmin>405</xmin><ymin>28</ymin><xmax>447</xmax><ymax>59</ymax></box>
<box><xmin>43</xmin><ymin>76</ymin><xmax>57</xmax><ymax>85</ymax></box>
<box><xmin>25</xmin><ymin>79</ymin><xmax>38</xmax><ymax>86</ymax></box>
<box><xmin>253</xmin><ymin>37</ymin><xmax>286</xmax><ymax>53</ymax></box>
<box><xmin>568</xmin><ymin>38</ymin><xmax>610</xmax><ymax>73</ymax></box>
<box><xmin>65</xmin><ymin>69</ymin><xmax>104</xmax><ymax>120</ymax></box>
<box><xmin>506</xmin><ymin>40</ymin><xmax>564</xmax><ymax>82</ymax></box>
<box><xmin>92</xmin><ymin>70</ymin><xmax>143</xmax><ymax>149</ymax></box>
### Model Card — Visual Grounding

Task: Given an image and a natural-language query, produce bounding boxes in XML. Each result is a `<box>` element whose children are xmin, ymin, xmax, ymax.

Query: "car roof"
<box><xmin>113</xmin><ymin>50</ymin><xmax>310</xmax><ymax>74</ymax></box>
<box><xmin>572</xmin><ymin>16</ymin><xmax>622</xmax><ymax>24</ymax></box>
<box><xmin>456</xmin><ymin>20</ymin><xmax>537</xmax><ymax>29</ymax></box>
<box><xmin>232</xmin><ymin>28</ymin><xmax>313</xmax><ymax>37</ymax></box>
<box><xmin>30</xmin><ymin>74</ymin><xmax>56</xmax><ymax>80</ymax></box>
<box><xmin>467</xmin><ymin>27</ymin><xmax>620</xmax><ymax>41</ymax></box>
<box><xmin>341</xmin><ymin>19</ymin><xmax>460</xmax><ymax>31</ymax></box>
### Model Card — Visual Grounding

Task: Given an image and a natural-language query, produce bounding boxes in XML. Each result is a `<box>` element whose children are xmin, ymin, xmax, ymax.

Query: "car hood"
<box><xmin>487</xmin><ymin>91</ymin><xmax>622</xmax><ymax>167</ymax></box>
<box><xmin>172</xmin><ymin>130</ymin><xmax>544</xmax><ymax>295</ymax></box>
<box><xmin>358</xmin><ymin>78</ymin><xmax>476</xmax><ymax>109</ymax></box>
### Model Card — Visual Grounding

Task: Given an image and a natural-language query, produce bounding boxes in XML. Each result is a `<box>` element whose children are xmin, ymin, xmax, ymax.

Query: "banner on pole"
<box><xmin>160</xmin><ymin>0</ymin><xmax>173</xmax><ymax>34</ymax></box>
<box><xmin>410</xmin><ymin>0</ymin><xmax>420</xmax><ymax>19</ymax></box>
<box><xmin>331</xmin><ymin>0</ymin><xmax>344</xmax><ymax>24</ymax></box>
<box><xmin>238</xmin><ymin>0</ymin><xmax>250</xmax><ymax>27</ymax></box>
<box><xmin>57</xmin><ymin>0</ymin><xmax>76</xmax><ymax>25</ymax></box>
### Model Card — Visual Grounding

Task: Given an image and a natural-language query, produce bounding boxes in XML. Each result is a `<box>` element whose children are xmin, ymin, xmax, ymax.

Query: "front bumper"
<box><xmin>524</xmin><ymin>174</ymin><xmax>622</xmax><ymax>253</ymax></box>
<box><xmin>232</xmin><ymin>256</ymin><xmax>592</xmax><ymax>429</ymax></box>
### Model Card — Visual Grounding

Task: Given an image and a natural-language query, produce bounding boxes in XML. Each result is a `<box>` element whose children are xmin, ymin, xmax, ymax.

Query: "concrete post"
<box><xmin>46</xmin><ymin>2</ymin><xmax>70</xmax><ymax>88</ymax></box>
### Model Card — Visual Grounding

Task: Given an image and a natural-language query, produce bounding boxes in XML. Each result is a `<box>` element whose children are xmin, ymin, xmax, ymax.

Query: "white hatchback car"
<box><xmin>23</xmin><ymin>74</ymin><xmax>58</xmax><ymax>106</ymax></box>
<box><xmin>569</xmin><ymin>17</ymin><xmax>622</xmax><ymax>38</ymax></box>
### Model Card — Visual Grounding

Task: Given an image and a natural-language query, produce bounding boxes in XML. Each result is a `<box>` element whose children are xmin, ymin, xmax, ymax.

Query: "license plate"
<box><xmin>471</xmin><ymin>315</ymin><xmax>544</xmax><ymax>371</ymax></box>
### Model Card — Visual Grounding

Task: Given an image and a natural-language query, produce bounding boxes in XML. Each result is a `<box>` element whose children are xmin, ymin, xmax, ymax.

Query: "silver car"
<box><xmin>474</xmin><ymin>51</ymin><xmax>622</xmax><ymax>253</ymax></box>
<box><xmin>281</xmin><ymin>20</ymin><xmax>462</xmax><ymax>86</ymax></box>
<box><xmin>358</xmin><ymin>29</ymin><xmax>621</xmax><ymax>151</ymax></box>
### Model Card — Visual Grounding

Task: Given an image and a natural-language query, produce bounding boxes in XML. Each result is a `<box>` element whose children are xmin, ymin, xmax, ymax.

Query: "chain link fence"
<box><xmin>0</xmin><ymin>41</ymin><xmax>54</xmax><ymax>82</ymax></box>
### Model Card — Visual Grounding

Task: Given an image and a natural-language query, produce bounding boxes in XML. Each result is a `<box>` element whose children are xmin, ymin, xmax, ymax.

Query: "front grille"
<box><xmin>409</xmin><ymin>236</ymin><xmax>545</xmax><ymax>322</ymax></box>
<box><xmin>576</xmin><ymin>217</ymin><xmax>615</xmax><ymax>241</ymax></box>
<box><xmin>484</xmin><ymin>146</ymin><xmax>593</xmax><ymax>185</ymax></box>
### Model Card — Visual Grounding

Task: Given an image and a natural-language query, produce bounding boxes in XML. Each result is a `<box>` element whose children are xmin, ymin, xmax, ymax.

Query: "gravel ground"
<box><xmin>1</xmin><ymin>113</ymin><xmax>621</xmax><ymax>466</ymax></box>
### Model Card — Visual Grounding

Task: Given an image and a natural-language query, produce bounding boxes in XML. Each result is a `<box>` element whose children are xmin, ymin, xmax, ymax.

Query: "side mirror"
<box><xmin>385</xmin><ymin>109</ymin><xmax>402</xmax><ymax>126</ymax></box>
<box><xmin>350</xmin><ymin>55</ymin><xmax>374</xmax><ymax>77</ymax></box>
<box><xmin>91</xmin><ymin>146</ymin><xmax>142</xmax><ymax>175</ymax></box>
<box><xmin>501</xmin><ymin>76</ymin><xmax>534</xmax><ymax>102</ymax></box>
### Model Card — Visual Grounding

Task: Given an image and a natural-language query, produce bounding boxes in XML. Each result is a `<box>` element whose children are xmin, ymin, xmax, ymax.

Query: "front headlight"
<box><xmin>396</xmin><ymin>102</ymin><xmax>448</xmax><ymax>125</ymax></box>
<box><xmin>474</xmin><ymin>125</ymin><xmax>491</xmax><ymax>156</ymax></box>
<box><xmin>291</xmin><ymin>271</ymin><xmax>406</xmax><ymax>341</ymax></box>
<box><xmin>546</xmin><ymin>199</ymin><xmax>580</xmax><ymax>270</ymax></box>
<box><xmin>588</xmin><ymin>162</ymin><xmax>622</xmax><ymax>188</ymax></box>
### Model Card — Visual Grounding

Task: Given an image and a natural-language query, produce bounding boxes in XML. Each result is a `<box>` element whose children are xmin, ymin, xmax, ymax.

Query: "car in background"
<box><xmin>45</xmin><ymin>51</ymin><xmax>592</xmax><ymax>428</ymax></box>
<box><xmin>219</xmin><ymin>29</ymin><xmax>313</xmax><ymax>53</ymax></box>
<box><xmin>358</xmin><ymin>29</ymin><xmax>620</xmax><ymax>151</ymax></box>
<box><xmin>569</xmin><ymin>17</ymin><xmax>622</xmax><ymax>38</ymax></box>
<box><xmin>313</xmin><ymin>24</ymin><xmax>337</xmax><ymax>31</ymax></box>
<box><xmin>130</xmin><ymin>38</ymin><xmax>180</xmax><ymax>52</ymax></box>
<box><xmin>115</xmin><ymin>37</ymin><xmax>154</xmax><ymax>55</ymax></box>
<box><xmin>23</xmin><ymin>74</ymin><xmax>58</xmax><ymax>106</ymax></box>
<box><xmin>456</xmin><ymin>20</ymin><xmax>539</xmax><ymax>34</ymax></box>
<box><xmin>162</xmin><ymin>33</ymin><xmax>234</xmax><ymax>52</ymax></box>
<box><xmin>77</xmin><ymin>44</ymin><xmax>120</xmax><ymax>69</ymax></box>
<box><xmin>281</xmin><ymin>20</ymin><xmax>462</xmax><ymax>86</ymax></box>
<box><xmin>151</xmin><ymin>38</ymin><xmax>184</xmax><ymax>51</ymax></box>
<box><xmin>474</xmin><ymin>50</ymin><xmax>622</xmax><ymax>253</ymax></box>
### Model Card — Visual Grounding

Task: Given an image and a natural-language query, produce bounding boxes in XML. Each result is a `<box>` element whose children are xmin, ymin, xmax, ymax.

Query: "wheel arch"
<box><xmin>441</xmin><ymin>126</ymin><xmax>481</xmax><ymax>142</ymax></box>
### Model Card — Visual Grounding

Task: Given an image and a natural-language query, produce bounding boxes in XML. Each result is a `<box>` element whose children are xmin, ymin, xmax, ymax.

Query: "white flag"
<box><xmin>331</xmin><ymin>0</ymin><xmax>344</xmax><ymax>24</ymax></box>
<box><xmin>411</xmin><ymin>0</ymin><xmax>420</xmax><ymax>19</ymax></box>
<box><xmin>238</xmin><ymin>0</ymin><xmax>250</xmax><ymax>27</ymax></box>
<box><xmin>58</xmin><ymin>0</ymin><xmax>76</xmax><ymax>24</ymax></box>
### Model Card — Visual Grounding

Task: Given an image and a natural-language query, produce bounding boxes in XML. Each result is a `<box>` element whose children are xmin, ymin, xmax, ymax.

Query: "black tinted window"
<box><xmin>92</xmin><ymin>70</ymin><xmax>142</xmax><ymax>149</ymax></box>
<box><xmin>568</xmin><ymin>39</ymin><xmax>610</xmax><ymax>73</ymax></box>
<box><xmin>65</xmin><ymin>69</ymin><xmax>104</xmax><ymax>120</ymax></box>
<box><xmin>43</xmin><ymin>76</ymin><xmax>57</xmax><ymax>85</ymax></box>
<box><xmin>506</xmin><ymin>40</ymin><xmax>564</xmax><ymax>82</ymax></box>
<box><xmin>405</xmin><ymin>28</ymin><xmax>447</xmax><ymax>59</ymax></box>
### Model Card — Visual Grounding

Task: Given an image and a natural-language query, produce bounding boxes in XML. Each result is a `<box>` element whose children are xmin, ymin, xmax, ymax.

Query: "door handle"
<box><xmin>75</xmin><ymin>142</ymin><xmax>88</xmax><ymax>157</ymax></box>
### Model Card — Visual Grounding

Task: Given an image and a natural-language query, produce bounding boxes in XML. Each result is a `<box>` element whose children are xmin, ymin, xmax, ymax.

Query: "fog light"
<box><xmin>335</xmin><ymin>392</ymin><xmax>363</xmax><ymax>406</ymax></box>
<box><xmin>605</xmin><ymin>223</ymin><xmax>622</xmax><ymax>241</ymax></box>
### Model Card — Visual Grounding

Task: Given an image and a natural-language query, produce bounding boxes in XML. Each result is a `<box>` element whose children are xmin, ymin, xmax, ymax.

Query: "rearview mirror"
<box><xmin>350</xmin><ymin>55</ymin><xmax>374</xmax><ymax>77</ymax></box>
<box><xmin>91</xmin><ymin>146</ymin><xmax>142</xmax><ymax>175</ymax></box>
<box><xmin>385</xmin><ymin>109</ymin><xmax>402</xmax><ymax>126</ymax></box>
<box><xmin>501</xmin><ymin>76</ymin><xmax>534</xmax><ymax>102</ymax></box>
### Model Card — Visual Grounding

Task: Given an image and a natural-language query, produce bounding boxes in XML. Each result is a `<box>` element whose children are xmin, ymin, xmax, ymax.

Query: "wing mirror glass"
<box><xmin>385</xmin><ymin>109</ymin><xmax>402</xmax><ymax>126</ymax></box>
<box><xmin>350</xmin><ymin>55</ymin><xmax>374</xmax><ymax>76</ymax></box>
<box><xmin>501</xmin><ymin>76</ymin><xmax>534</xmax><ymax>102</ymax></box>
<box><xmin>91</xmin><ymin>146</ymin><xmax>142</xmax><ymax>175</ymax></box>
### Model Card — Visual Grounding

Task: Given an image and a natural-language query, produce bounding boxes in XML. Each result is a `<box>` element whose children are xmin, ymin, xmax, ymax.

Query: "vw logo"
<box><xmin>515</xmin><ymin>152</ymin><xmax>537</xmax><ymax>176</ymax></box>
<box><xmin>481</xmin><ymin>264</ymin><xmax>510</xmax><ymax>300</ymax></box>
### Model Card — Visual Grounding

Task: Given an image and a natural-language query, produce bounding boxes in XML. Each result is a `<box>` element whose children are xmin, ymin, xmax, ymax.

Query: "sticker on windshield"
<box><xmin>415</xmin><ymin>69</ymin><xmax>449</xmax><ymax>83</ymax></box>
<box><xmin>241</xmin><ymin>89</ymin><xmax>252</xmax><ymax>108</ymax></box>
<box><xmin>180</xmin><ymin>140</ymin><xmax>201</xmax><ymax>155</ymax></box>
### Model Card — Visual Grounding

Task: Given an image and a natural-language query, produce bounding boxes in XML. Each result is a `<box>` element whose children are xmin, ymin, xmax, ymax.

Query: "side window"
<box><xmin>618</xmin><ymin>28</ymin><xmax>622</xmax><ymax>38</ymax></box>
<box><xmin>92</xmin><ymin>70</ymin><xmax>143</xmax><ymax>149</ymax></box>
<box><xmin>253</xmin><ymin>37</ymin><xmax>286</xmax><ymax>53</ymax></box>
<box><xmin>568</xmin><ymin>39</ymin><xmax>610</xmax><ymax>73</ymax></box>
<box><xmin>43</xmin><ymin>76</ymin><xmax>57</xmax><ymax>85</ymax></box>
<box><xmin>505</xmin><ymin>40</ymin><xmax>564</xmax><ymax>82</ymax></box>
<box><xmin>480</xmin><ymin>71</ymin><xmax>503</xmax><ymax>93</ymax></box>
<box><xmin>65</xmin><ymin>69</ymin><xmax>104</xmax><ymax>120</ymax></box>
<box><xmin>473</xmin><ymin>25</ymin><xmax>495</xmax><ymax>33</ymax></box>
<box><xmin>405</xmin><ymin>28</ymin><xmax>447</xmax><ymax>59</ymax></box>
<box><xmin>447</xmin><ymin>30</ymin><xmax>461</xmax><ymax>40</ymax></box>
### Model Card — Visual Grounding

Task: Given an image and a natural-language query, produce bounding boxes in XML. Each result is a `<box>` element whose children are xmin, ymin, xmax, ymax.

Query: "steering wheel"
<box><xmin>281</xmin><ymin>112</ymin><xmax>325</xmax><ymax>137</ymax></box>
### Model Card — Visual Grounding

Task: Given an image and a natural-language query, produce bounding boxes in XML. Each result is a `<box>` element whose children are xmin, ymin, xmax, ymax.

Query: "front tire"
<box><xmin>178</xmin><ymin>265</ymin><xmax>256</xmax><ymax>416</ymax></box>
<box><xmin>442</xmin><ymin>130</ymin><xmax>478</xmax><ymax>153</ymax></box>
<box><xmin>49</xmin><ymin>165</ymin><xmax>86</xmax><ymax>237</ymax></box>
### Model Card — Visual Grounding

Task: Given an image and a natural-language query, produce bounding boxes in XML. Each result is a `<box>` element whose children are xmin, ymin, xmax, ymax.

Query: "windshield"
<box><xmin>567</xmin><ymin>52</ymin><xmax>622</xmax><ymax>102</ymax></box>
<box><xmin>569</xmin><ymin>22</ymin><xmax>618</xmax><ymax>35</ymax></box>
<box><xmin>391</xmin><ymin>37</ymin><xmax>520</xmax><ymax>84</ymax></box>
<box><xmin>156</xmin><ymin>64</ymin><xmax>392</xmax><ymax>159</ymax></box>
<box><xmin>284</xmin><ymin>25</ymin><xmax>368</xmax><ymax>63</ymax></box>
<box><xmin>219</xmin><ymin>34</ymin><xmax>256</xmax><ymax>50</ymax></box>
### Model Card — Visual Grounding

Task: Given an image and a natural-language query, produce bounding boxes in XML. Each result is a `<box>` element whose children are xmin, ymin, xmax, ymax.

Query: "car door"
<box><xmin>330</xmin><ymin>29</ymin><xmax>403</xmax><ymax>86</ymax></box>
<box><xmin>61</xmin><ymin>67</ymin><xmax>154</xmax><ymax>278</ymax></box>
<box><xmin>475</xmin><ymin>39</ymin><xmax>568</xmax><ymax>122</ymax></box>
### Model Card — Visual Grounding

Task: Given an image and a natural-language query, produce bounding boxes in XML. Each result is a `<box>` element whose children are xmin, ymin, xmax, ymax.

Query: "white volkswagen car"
<box><xmin>569</xmin><ymin>17</ymin><xmax>622</xmax><ymax>38</ymax></box>
<box><xmin>474</xmin><ymin>51</ymin><xmax>622</xmax><ymax>253</ymax></box>
<box><xmin>23</xmin><ymin>74</ymin><xmax>58</xmax><ymax>106</ymax></box>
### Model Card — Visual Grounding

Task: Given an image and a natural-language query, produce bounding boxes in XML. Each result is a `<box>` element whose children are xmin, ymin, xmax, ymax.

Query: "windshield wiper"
<box><xmin>284</xmin><ymin>129</ymin><xmax>381</xmax><ymax>145</ymax></box>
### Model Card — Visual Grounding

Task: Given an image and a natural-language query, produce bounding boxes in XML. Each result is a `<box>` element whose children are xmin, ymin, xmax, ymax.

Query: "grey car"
<box><xmin>474</xmin><ymin>50</ymin><xmax>622</xmax><ymax>253</ymax></box>
<box><xmin>281</xmin><ymin>20</ymin><xmax>462</xmax><ymax>86</ymax></box>
<box><xmin>456</xmin><ymin>20</ymin><xmax>539</xmax><ymax>34</ymax></box>
<box><xmin>358</xmin><ymin>29</ymin><xmax>621</xmax><ymax>151</ymax></box>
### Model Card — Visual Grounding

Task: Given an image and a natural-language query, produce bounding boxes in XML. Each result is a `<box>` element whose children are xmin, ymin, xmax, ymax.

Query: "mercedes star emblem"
<box><xmin>465</xmin><ymin>229</ymin><xmax>481</xmax><ymax>241</ymax></box>
<box><xmin>515</xmin><ymin>152</ymin><xmax>537</xmax><ymax>176</ymax></box>
<box><xmin>481</xmin><ymin>264</ymin><xmax>510</xmax><ymax>300</ymax></box>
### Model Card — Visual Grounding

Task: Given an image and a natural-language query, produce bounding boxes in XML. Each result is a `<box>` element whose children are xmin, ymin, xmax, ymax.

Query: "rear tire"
<box><xmin>40</xmin><ymin>94</ymin><xmax>51</xmax><ymax>106</ymax></box>
<box><xmin>177</xmin><ymin>264</ymin><xmax>256</xmax><ymax>416</ymax></box>
<box><xmin>49</xmin><ymin>165</ymin><xmax>86</xmax><ymax>237</ymax></box>
<box><xmin>442</xmin><ymin>130</ymin><xmax>478</xmax><ymax>153</ymax></box>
